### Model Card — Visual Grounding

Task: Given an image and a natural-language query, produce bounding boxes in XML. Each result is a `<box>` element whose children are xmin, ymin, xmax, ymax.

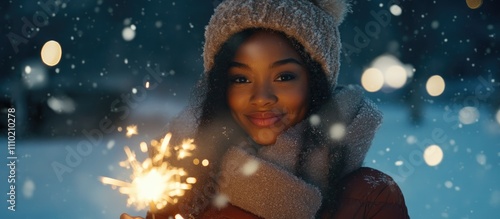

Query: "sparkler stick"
<box><xmin>149</xmin><ymin>201</ymin><xmax>157</xmax><ymax>219</ymax></box>
<box><xmin>100</xmin><ymin>129</ymin><xmax>198</xmax><ymax>218</ymax></box>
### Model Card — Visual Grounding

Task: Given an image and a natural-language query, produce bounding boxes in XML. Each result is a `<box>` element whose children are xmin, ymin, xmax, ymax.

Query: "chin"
<box><xmin>251</xmin><ymin>131</ymin><xmax>277</xmax><ymax>146</ymax></box>
<box><xmin>255</xmin><ymin>139</ymin><xmax>275</xmax><ymax>146</ymax></box>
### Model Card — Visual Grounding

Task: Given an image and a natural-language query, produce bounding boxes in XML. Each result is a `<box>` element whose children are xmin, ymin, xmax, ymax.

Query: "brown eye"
<box><xmin>276</xmin><ymin>72</ymin><xmax>296</xmax><ymax>82</ymax></box>
<box><xmin>230</xmin><ymin>76</ymin><xmax>250</xmax><ymax>83</ymax></box>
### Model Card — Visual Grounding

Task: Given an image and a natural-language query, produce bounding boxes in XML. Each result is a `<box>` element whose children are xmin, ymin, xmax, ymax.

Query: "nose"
<box><xmin>250</xmin><ymin>82</ymin><xmax>277</xmax><ymax>107</ymax></box>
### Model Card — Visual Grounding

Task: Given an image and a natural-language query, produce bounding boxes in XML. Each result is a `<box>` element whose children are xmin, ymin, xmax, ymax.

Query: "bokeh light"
<box><xmin>47</xmin><ymin>96</ymin><xmax>76</xmax><ymax>114</ymax></box>
<box><xmin>25</xmin><ymin>65</ymin><xmax>32</xmax><ymax>74</ymax></box>
<box><xmin>406</xmin><ymin>135</ymin><xmax>417</xmax><ymax>144</ymax></box>
<box><xmin>309</xmin><ymin>114</ymin><xmax>321</xmax><ymax>126</ymax></box>
<box><xmin>22</xmin><ymin>179</ymin><xmax>35</xmax><ymax>199</ymax></box>
<box><xmin>126</xmin><ymin>125</ymin><xmax>138</xmax><ymax>138</ymax></box>
<box><xmin>444</xmin><ymin>181</ymin><xmax>453</xmax><ymax>189</ymax></box>
<box><xmin>329</xmin><ymin>123</ymin><xmax>346</xmax><ymax>140</ymax></box>
<box><xmin>140</xmin><ymin>142</ymin><xmax>148</xmax><ymax>153</ymax></box>
<box><xmin>122</xmin><ymin>25</ymin><xmax>136</xmax><ymax>41</ymax></box>
<box><xmin>107</xmin><ymin>140</ymin><xmax>115</xmax><ymax>150</ymax></box>
<box><xmin>366</xmin><ymin>54</ymin><xmax>413</xmax><ymax>91</ymax></box>
<box><xmin>389</xmin><ymin>5</ymin><xmax>402</xmax><ymax>16</ymax></box>
<box><xmin>426</xmin><ymin>75</ymin><xmax>445</xmax><ymax>96</ymax></box>
<box><xmin>186</xmin><ymin>177</ymin><xmax>197</xmax><ymax>184</ymax></box>
<box><xmin>476</xmin><ymin>154</ymin><xmax>487</xmax><ymax>165</ymax></box>
<box><xmin>213</xmin><ymin>193</ymin><xmax>229</xmax><ymax>209</ymax></box>
<box><xmin>424</xmin><ymin>144</ymin><xmax>444</xmax><ymax>166</ymax></box>
<box><xmin>385</xmin><ymin>65</ymin><xmax>407</xmax><ymax>88</ymax></box>
<box><xmin>22</xmin><ymin>62</ymin><xmax>48</xmax><ymax>89</ymax></box>
<box><xmin>496</xmin><ymin>109</ymin><xmax>500</xmax><ymax>125</ymax></box>
<box><xmin>361</xmin><ymin>68</ymin><xmax>384</xmax><ymax>92</ymax></box>
<box><xmin>202</xmin><ymin>159</ymin><xmax>209</xmax><ymax>167</ymax></box>
<box><xmin>466</xmin><ymin>0</ymin><xmax>482</xmax><ymax>9</ymax></box>
<box><xmin>240</xmin><ymin>159</ymin><xmax>260</xmax><ymax>176</ymax></box>
<box><xmin>41</xmin><ymin>40</ymin><xmax>62</xmax><ymax>66</ymax></box>
<box><xmin>490</xmin><ymin>191</ymin><xmax>500</xmax><ymax>207</ymax></box>
<box><xmin>458</xmin><ymin>106</ymin><xmax>480</xmax><ymax>125</ymax></box>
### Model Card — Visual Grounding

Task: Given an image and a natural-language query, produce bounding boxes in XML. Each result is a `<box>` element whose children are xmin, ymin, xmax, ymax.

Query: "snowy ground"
<box><xmin>1</xmin><ymin>101</ymin><xmax>499</xmax><ymax>219</ymax></box>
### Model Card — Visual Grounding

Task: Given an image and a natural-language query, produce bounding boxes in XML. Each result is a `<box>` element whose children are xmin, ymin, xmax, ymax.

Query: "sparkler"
<box><xmin>100</xmin><ymin>132</ymin><xmax>198</xmax><ymax>219</ymax></box>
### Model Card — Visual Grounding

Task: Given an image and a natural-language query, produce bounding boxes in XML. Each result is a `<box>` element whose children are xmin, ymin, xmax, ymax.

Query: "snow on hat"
<box><xmin>203</xmin><ymin>0</ymin><xmax>350</xmax><ymax>88</ymax></box>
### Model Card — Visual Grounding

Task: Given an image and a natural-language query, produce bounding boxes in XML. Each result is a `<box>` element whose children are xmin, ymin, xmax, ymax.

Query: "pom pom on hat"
<box><xmin>310</xmin><ymin>0</ymin><xmax>351</xmax><ymax>26</ymax></box>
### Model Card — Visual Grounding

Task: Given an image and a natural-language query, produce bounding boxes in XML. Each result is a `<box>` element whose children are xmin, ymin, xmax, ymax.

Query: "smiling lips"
<box><xmin>246</xmin><ymin>111</ymin><xmax>283</xmax><ymax>127</ymax></box>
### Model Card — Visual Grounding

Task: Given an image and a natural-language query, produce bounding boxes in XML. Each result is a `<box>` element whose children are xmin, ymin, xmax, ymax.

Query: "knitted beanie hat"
<box><xmin>203</xmin><ymin>0</ymin><xmax>349</xmax><ymax>88</ymax></box>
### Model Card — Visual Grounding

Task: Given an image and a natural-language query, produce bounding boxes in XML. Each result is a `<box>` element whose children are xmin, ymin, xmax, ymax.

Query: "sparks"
<box><xmin>100</xmin><ymin>132</ymin><xmax>198</xmax><ymax>213</ymax></box>
<box><xmin>126</xmin><ymin>125</ymin><xmax>138</xmax><ymax>138</ymax></box>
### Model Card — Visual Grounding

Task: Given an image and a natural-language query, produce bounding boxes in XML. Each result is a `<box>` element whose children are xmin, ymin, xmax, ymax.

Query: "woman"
<box><xmin>123</xmin><ymin>0</ymin><xmax>409</xmax><ymax>218</ymax></box>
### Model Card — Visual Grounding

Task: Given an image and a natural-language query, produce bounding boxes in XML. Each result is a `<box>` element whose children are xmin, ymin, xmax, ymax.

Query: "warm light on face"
<box><xmin>41</xmin><ymin>40</ymin><xmax>62</xmax><ymax>66</ymax></box>
<box><xmin>426</xmin><ymin>75</ymin><xmax>445</xmax><ymax>96</ymax></box>
<box><xmin>227</xmin><ymin>31</ymin><xmax>309</xmax><ymax>145</ymax></box>
<box><xmin>424</xmin><ymin>144</ymin><xmax>444</xmax><ymax>166</ymax></box>
<box><xmin>361</xmin><ymin>68</ymin><xmax>384</xmax><ymax>92</ymax></box>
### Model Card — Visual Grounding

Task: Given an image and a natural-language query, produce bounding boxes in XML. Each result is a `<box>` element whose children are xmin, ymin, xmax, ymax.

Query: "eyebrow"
<box><xmin>270</xmin><ymin>58</ymin><xmax>304</xmax><ymax>68</ymax></box>
<box><xmin>229</xmin><ymin>58</ymin><xmax>304</xmax><ymax>69</ymax></box>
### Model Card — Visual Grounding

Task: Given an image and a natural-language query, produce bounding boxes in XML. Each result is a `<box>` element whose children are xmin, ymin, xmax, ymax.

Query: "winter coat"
<box><xmin>200</xmin><ymin>167</ymin><xmax>409</xmax><ymax>219</ymax></box>
<box><xmin>147</xmin><ymin>85</ymin><xmax>409</xmax><ymax>219</ymax></box>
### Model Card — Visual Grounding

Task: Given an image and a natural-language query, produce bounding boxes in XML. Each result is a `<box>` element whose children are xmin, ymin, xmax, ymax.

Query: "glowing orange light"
<box><xmin>361</xmin><ymin>68</ymin><xmax>384</xmax><ymax>92</ymax></box>
<box><xmin>126</xmin><ymin>125</ymin><xmax>138</xmax><ymax>138</ymax></box>
<box><xmin>426</xmin><ymin>75</ymin><xmax>445</xmax><ymax>96</ymax></box>
<box><xmin>41</xmin><ymin>40</ymin><xmax>62</xmax><ymax>66</ymax></box>
<box><xmin>100</xmin><ymin>132</ymin><xmax>197</xmax><ymax>215</ymax></box>
<box><xmin>466</xmin><ymin>0</ymin><xmax>482</xmax><ymax>9</ymax></box>
<box><xmin>202</xmin><ymin>159</ymin><xmax>209</xmax><ymax>167</ymax></box>
<box><xmin>424</xmin><ymin>144</ymin><xmax>444</xmax><ymax>166</ymax></box>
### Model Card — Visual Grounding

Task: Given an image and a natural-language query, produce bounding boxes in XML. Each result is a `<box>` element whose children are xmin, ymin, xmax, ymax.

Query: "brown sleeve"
<box><xmin>327</xmin><ymin>167</ymin><xmax>410</xmax><ymax>219</ymax></box>
<box><xmin>199</xmin><ymin>203</ymin><xmax>263</xmax><ymax>219</ymax></box>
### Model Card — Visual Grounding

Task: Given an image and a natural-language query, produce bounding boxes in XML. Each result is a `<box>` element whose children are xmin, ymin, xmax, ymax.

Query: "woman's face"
<box><xmin>227</xmin><ymin>31</ymin><xmax>309</xmax><ymax>146</ymax></box>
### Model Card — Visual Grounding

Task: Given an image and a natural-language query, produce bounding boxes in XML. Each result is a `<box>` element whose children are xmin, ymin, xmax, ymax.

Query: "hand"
<box><xmin>120</xmin><ymin>213</ymin><xmax>144</xmax><ymax>219</ymax></box>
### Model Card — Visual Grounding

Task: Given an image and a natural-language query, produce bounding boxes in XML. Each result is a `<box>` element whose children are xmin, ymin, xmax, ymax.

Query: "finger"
<box><xmin>120</xmin><ymin>213</ymin><xmax>144</xmax><ymax>219</ymax></box>
<box><xmin>120</xmin><ymin>213</ymin><xmax>132</xmax><ymax>219</ymax></box>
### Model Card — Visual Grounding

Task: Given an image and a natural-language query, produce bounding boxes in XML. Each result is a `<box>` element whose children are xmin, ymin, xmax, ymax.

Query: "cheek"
<box><xmin>284</xmin><ymin>82</ymin><xmax>309</xmax><ymax>109</ymax></box>
<box><xmin>280</xmin><ymin>84</ymin><xmax>309</xmax><ymax>121</ymax></box>
<box><xmin>227</xmin><ymin>87</ymin><xmax>248</xmax><ymax>114</ymax></box>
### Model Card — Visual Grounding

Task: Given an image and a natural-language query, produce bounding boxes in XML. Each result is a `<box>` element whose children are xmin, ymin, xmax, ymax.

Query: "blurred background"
<box><xmin>0</xmin><ymin>0</ymin><xmax>499</xmax><ymax>218</ymax></box>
